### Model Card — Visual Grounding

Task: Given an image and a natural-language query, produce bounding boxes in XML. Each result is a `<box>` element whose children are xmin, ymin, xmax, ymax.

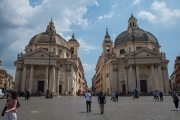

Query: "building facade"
<box><xmin>92</xmin><ymin>14</ymin><xmax>170</xmax><ymax>95</ymax></box>
<box><xmin>0</xmin><ymin>60</ymin><xmax>14</xmax><ymax>91</ymax></box>
<box><xmin>14</xmin><ymin>20</ymin><xmax>88</xmax><ymax>96</ymax></box>
<box><xmin>170</xmin><ymin>56</ymin><xmax>180</xmax><ymax>91</ymax></box>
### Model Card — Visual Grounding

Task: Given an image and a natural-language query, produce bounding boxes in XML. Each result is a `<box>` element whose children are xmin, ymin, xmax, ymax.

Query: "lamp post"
<box><xmin>131</xmin><ymin>30</ymin><xmax>139</xmax><ymax>97</ymax></box>
<box><xmin>46</xmin><ymin>29</ymin><xmax>52</xmax><ymax>98</ymax></box>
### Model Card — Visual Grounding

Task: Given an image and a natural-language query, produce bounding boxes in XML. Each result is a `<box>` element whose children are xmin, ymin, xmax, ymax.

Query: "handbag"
<box><xmin>1</xmin><ymin>106</ymin><xmax>7</xmax><ymax>116</ymax></box>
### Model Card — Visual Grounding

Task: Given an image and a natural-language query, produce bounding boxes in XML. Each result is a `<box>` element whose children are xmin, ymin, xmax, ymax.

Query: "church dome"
<box><xmin>68</xmin><ymin>33</ymin><xmax>78</xmax><ymax>42</ymax></box>
<box><xmin>28</xmin><ymin>19</ymin><xmax>68</xmax><ymax>47</ymax></box>
<box><xmin>114</xmin><ymin>14</ymin><xmax>159</xmax><ymax>47</ymax></box>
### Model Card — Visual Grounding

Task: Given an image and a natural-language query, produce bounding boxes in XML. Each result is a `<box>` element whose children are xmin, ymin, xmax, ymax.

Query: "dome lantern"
<box><xmin>46</xmin><ymin>18</ymin><xmax>56</xmax><ymax>34</ymax></box>
<box><xmin>128</xmin><ymin>13</ymin><xmax>138</xmax><ymax>30</ymax></box>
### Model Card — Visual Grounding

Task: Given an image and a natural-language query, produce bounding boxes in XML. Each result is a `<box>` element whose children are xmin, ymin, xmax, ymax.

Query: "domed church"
<box><xmin>92</xmin><ymin>14</ymin><xmax>170</xmax><ymax>95</ymax></box>
<box><xmin>14</xmin><ymin>19</ymin><xmax>88</xmax><ymax>96</ymax></box>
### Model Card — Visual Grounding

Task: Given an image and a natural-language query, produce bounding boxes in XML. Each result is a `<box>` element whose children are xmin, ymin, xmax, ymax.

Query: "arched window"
<box><xmin>71</xmin><ymin>47</ymin><xmax>74</xmax><ymax>55</ymax></box>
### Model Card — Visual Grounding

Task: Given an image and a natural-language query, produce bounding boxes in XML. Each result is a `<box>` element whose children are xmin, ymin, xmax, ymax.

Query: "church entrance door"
<box><xmin>59</xmin><ymin>85</ymin><xmax>62</xmax><ymax>94</ymax></box>
<box><xmin>38</xmin><ymin>81</ymin><xmax>44</xmax><ymax>93</ymax></box>
<box><xmin>140</xmin><ymin>80</ymin><xmax>147</xmax><ymax>93</ymax></box>
<box><xmin>122</xmin><ymin>84</ymin><xmax>126</xmax><ymax>93</ymax></box>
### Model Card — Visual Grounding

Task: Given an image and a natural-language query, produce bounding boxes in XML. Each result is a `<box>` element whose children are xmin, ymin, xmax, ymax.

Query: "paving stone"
<box><xmin>0</xmin><ymin>96</ymin><xmax>179</xmax><ymax>120</ymax></box>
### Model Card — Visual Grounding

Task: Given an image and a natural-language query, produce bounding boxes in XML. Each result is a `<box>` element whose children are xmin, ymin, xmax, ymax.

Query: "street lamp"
<box><xmin>46</xmin><ymin>29</ymin><xmax>52</xmax><ymax>98</ymax></box>
<box><xmin>131</xmin><ymin>30</ymin><xmax>139</xmax><ymax>97</ymax></box>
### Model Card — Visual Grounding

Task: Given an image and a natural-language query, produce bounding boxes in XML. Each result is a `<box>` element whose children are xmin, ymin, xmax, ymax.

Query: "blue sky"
<box><xmin>0</xmin><ymin>0</ymin><xmax>180</xmax><ymax>88</ymax></box>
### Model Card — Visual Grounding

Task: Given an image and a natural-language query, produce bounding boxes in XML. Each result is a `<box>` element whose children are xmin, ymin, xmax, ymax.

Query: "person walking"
<box><xmin>153</xmin><ymin>90</ymin><xmax>156</xmax><ymax>101</ymax></box>
<box><xmin>159</xmin><ymin>90</ymin><xmax>163</xmax><ymax>101</ymax></box>
<box><xmin>85</xmin><ymin>90</ymin><xmax>91</xmax><ymax>112</ymax></box>
<box><xmin>98</xmin><ymin>92</ymin><xmax>106</xmax><ymax>114</ymax></box>
<box><xmin>3</xmin><ymin>91</ymin><xmax>20</xmax><ymax>120</ymax></box>
<box><xmin>131</xmin><ymin>90</ymin><xmax>135</xmax><ymax>100</ymax></box>
<box><xmin>115</xmin><ymin>91</ymin><xmax>119</xmax><ymax>102</ymax></box>
<box><xmin>172</xmin><ymin>90</ymin><xmax>179</xmax><ymax>111</ymax></box>
<box><xmin>24</xmin><ymin>90</ymin><xmax>27</xmax><ymax>100</ymax></box>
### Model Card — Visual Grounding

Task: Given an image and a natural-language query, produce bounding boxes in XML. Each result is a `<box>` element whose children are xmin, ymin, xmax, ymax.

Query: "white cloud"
<box><xmin>138</xmin><ymin>10</ymin><xmax>156</xmax><ymax>23</ymax></box>
<box><xmin>98</xmin><ymin>12</ymin><xmax>114</xmax><ymax>22</ymax></box>
<box><xmin>0</xmin><ymin>0</ymin><xmax>98</xmax><ymax>77</ymax></box>
<box><xmin>95</xmin><ymin>1</ymin><xmax>99</xmax><ymax>6</ymax></box>
<box><xmin>137</xmin><ymin>1</ymin><xmax>180</xmax><ymax>24</ymax></box>
<box><xmin>112</xmin><ymin>3</ymin><xmax>118</xmax><ymax>8</ymax></box>
<box><xmin>133</xmin><ymin>0</ymin><xmax>140</xmax><ymax>5</ymax></box>
<box><xmin>112</xmin><ymin>34</ymin><xmax>116</xmax><ymax>38</ymax></box>
<box><xmin>82</xmin><ymin>63</ymin><xmax>95</xmax><ymax>72</ymax></box>
<box><xmin>78</xmin><ymin>38</ymin><xmax>97</xmax><ymax>53</ymax></box>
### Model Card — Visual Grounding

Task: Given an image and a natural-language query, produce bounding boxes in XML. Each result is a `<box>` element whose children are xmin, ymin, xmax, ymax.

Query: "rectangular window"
<box><xmin>66</xmin><ymin>53</ymin><xmax>69</xmax><ymax>57</ymax></box>
<box><xmin>136</xmin><ymin>47</ymin><xmax>142</xmax><ymax>51</ymax></box>
<box><xmin>120</xmin><ymin>49</ymin><xmax>124</xmax><ymax>54</ymax></box>
<box><xmin>59</xmin><ymin>50</ymin><xmax>62</xmax><ymax>54</ymax></box>
<box><xmin>153</xmin><ymin>48</ymin><xmax>156</xmax><ymax>51</ymax></box>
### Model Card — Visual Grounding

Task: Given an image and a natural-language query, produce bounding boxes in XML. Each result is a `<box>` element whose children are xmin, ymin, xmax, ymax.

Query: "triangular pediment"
<box><xmin>128</xmin><ymin>48</ymin><xmax>161</xmax><ymax>57</ymax></box>
<box><xmin>23</xmin><ymin>48</ymin><xmax>55</xmax><ymax>58</ymax></box>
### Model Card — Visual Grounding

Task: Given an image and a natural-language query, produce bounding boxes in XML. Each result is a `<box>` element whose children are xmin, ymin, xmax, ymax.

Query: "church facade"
<box><xmin>92</xmin><ymin>15</ymin><xmax>170</xmax><ymax>95</ymax></box>
<box><xmin>14</xmin><ymin>20</ymin><xmax>88</xmax><ymax>96</ymax></box>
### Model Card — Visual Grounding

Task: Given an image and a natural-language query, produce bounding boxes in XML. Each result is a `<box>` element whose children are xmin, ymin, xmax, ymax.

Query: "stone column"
<box><xmin>66</xmin><ymin>65</ymin><xmax>71</xmax><ymax>93</ymax></box>
<box><xmin>165</xmin><ymin>67</ymin><xmax>170</xmax><ymax>91</ymax></box>
<box><xmin>52</xmin><ymin>65</ymin><xmax>56</xmax><ymax>93</ymax></box>
<box><xmin>14</xmin><ymin>67</ymin><xmax>21</xmax><ymax>92</ymax></box>
<box><xmin>136</xmin><ymin>65</ymin><xmax>140</xmax><ymax>92</ymax></box>
<box><xmin>33</xmin><ymin>66</ymin><xmax>37</xmax><ymax>92</ymax></box>
<box><xmin>158</xmin><ymin>64</ymin><xmax>163</xmax><ymax>90</ymax></box>
<box><xmin>125</xmin><ymin>67</ymin><xmax>129</xmax><ymax>93</ymax></box>
<box><xmin>56</xmin><ymin>67</ymin><xmax>60</xmax><ymax>95</ymax></box>
<box><xmin>151</xmin><ymin>64</ymin><xmax>155</xmax><ymax>91</ymax></box>
<box><xmin>22</xmin><ymin>64</ymin><xmax>27</xmax><ymax>92</ymax></box>
<box><xmin>44</xmin><ymin>65</ymin><xmax>48</xmax><ymax>93</ymax></box>
<box><xmin>29</xmin><ymin>65</ymin><xmax>33</xmax><ymax>91</ymax></box>
<box><xmin>113</xmin><ymin>68</ymin><xmax>118</xmax><ymax>92</ymax></box>
<box><xmin>129</xmin><ymin>65</ymin><xmax>133</xmax><ymax>91</ymax></box>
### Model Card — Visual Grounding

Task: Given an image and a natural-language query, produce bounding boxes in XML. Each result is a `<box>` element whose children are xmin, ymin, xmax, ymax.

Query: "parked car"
<box><xmin>0</xmin><ymin>89</ymin><xmax>9</xmax><ymax>99</ymax></box>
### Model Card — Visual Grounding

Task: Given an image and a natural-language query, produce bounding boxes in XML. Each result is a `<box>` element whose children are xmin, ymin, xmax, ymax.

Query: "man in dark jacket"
<box><xmin>115</xmin><ymin>91</ymin><xmax>119</xmax><ymax>102</ymax></box>
<box><xmin>98</xmin><ymin>92</ymin><xmax>106</xmax><ymax>114</ymax></box>
<box><xmin>159</xmin><ymin>90</ymin><xmax>163</xmax><ymax>101</ymax></box>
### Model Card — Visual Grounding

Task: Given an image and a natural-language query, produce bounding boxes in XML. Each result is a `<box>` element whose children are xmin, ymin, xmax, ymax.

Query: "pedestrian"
<box><xmin>156</xmin><ymin>90</ymin><xmax>159</xmax><ymax>101</ymax></box>
<box><xmin>172</xmin><ymin>90</ymin><xmax>179</xmax><ymax>111</ymax></box>
<box><xmin>27</xmin><ymin>89</ymin><xmax>30</xmax><ymax>100</ymax></box>
<box><xmin>38</xmin><ymin>91</ymin><xmax>41</xmax><ymax>97</ymax></box>
<box><xmin>159</xmin><ymin>90</ymin><xmax>163</xmax><ymax>101</ymax></box>
<box><xmin>131</xmin><ymin>90</ymin><xmax>135</xmax><ymax>100</ymax></box>
<box><xmin>68</xmin><ymin>91</ymin><xmax>70</xmax><ymax>97</ymax></box>
<box><xmin>98</xmin><ymin>92</ymin><xmax>106</xmax><ymax>114</ymax></box>
<box><xmin>66</xmin><ymin>91</ymin><xmax>68</xmax><ymax>97</ymax></box>
<box><xmin>115</xmin><ymin>91</ymin><xmax>119</xmax><ymax>102</ymax></box>
<box><xmin>85</xmin><ymin>90</ymin><xmax>91</xmax><ymax>112</ymax></box>
<box><xmin>24</xmin><ymin>90</ymin><xmax>27</xmax><ymax>100</ymax></box>
<box><xmin>153</xmin><ymin>90</ymin><xmax>156</xmax><ymax>100</ymax></box>
<box><xmin>3</xmin><ymin>91</ymin><xmax>20</xmax><ymax>120</ymax></box>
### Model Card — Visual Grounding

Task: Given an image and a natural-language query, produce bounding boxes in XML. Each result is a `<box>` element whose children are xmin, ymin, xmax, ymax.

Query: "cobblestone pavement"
<box><xmin>0</xmin><ymin>96</ymin><xmax>180</xmax><ymax>120</ymax></box>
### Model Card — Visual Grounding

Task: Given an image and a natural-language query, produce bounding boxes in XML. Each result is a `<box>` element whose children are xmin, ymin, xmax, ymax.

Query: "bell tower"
<box><xmin>102</xmin><ymin>27</ymin><xmax>113</xmax><ymax>63</ymax></box>
<box><xmin>68</xmin><ymin>33</ymin><xmax>80</xmax><ymax>58</ymax></box>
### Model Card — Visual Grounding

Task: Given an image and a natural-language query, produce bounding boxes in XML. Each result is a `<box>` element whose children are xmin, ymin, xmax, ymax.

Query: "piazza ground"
<box><xmin>0</xmin><ymin>96</ymin><xmax>179</xmax><ymax>120</ymax></box>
